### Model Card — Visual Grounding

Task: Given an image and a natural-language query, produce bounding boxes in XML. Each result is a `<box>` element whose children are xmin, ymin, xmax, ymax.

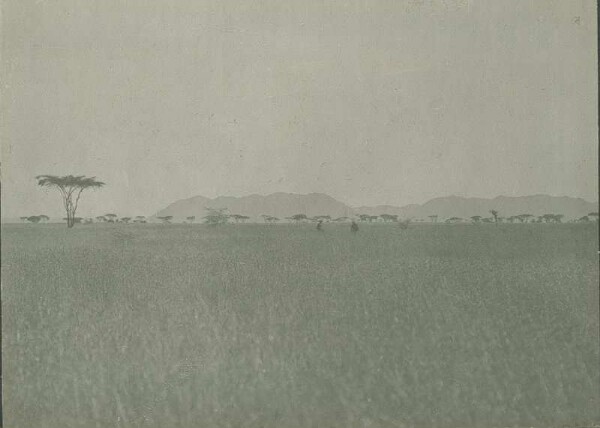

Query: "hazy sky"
<box><xmin>1</xmin><ymin>0</ymin><xmax>597</xmax><ymax>218</ymax></box>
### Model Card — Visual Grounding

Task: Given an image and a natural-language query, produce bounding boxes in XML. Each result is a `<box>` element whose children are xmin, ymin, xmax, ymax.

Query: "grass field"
<box><xmin>2</xmin><ymin>222</ymin><xmax>599</xmax><ymax>428</ymax></box>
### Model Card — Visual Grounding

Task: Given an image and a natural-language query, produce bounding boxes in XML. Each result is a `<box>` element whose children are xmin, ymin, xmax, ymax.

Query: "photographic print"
<box><xmin>1</xmin><ymin>1</ymin><xmax>598</xmax><ymax>427</ymax></box>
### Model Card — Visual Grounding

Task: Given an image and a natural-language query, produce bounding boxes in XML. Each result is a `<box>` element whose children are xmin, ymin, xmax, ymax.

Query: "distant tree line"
<box><xmin>23</xmin><ymin>209</ymin><xmax>597</xmax><ymax>226</ymax></box>
<box><xmin>31</xmin><ymin>175</ymin><xmax>598</xmax><ymax>228</ymax></box>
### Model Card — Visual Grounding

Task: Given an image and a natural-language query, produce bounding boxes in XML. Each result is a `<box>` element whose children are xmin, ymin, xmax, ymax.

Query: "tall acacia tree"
<box><xmin>36</xmin><ymin>175</ymin><xmax>105</xmax><ymax>228</ymax></box>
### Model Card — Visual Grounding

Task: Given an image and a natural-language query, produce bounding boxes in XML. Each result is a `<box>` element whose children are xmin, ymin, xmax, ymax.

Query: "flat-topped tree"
<box><xmin>380</xmin><ymin>214</ymin><xmax>398</xmax><ymax>222</ymax></box>
<box><xmin>36</xmin><ymin>175</ymin><xmax>105</xmax><ymax>228</ymax></box>
<box><xmin>186</xmin><ymin>216</ymin><xmax>195</xmax><ymax>223</ymax></box>
<box><xmin>27</xmin><ymin>215</ymin><xmax>41</xmax><ymax>223</ymax></box>
<box><xmin>230</xmin><ymin>214</ymin><xmax>245</xmax><ymax>223</ymax></box>
<box><xmin>228</xmin><ymin>214</ymin><xmax>250</xmax><ymax>223</ymax></box>
<box><xmin>290</xmin><ymin>214</ymin><xmax>307</xmax><ymax>223</ymax></box>
<box><xmin>262</xmin><ymin>215</ymin><xmax>279</xmax><ymax>224</ymax></box>
<box><xmin>204</xmin><ymin>208</ymin><xmax>229</xmax><ymax>226</ymax></box>
<box><xmin>518</xmin><ymin>214</ymin><xmax>534</xmax><ymax>223</ymax></box>
<box><xmin>157</xmin><ymin>216</ymin><xmax>173</xmax><ymax>224</ymax></box>
<box><xmin>470</xmin><ymin>216</ymin><xmax>482</xmax><ymax>224</ymax></box>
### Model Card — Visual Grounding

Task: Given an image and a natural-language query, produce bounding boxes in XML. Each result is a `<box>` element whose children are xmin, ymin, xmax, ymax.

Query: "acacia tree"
<box><xmin>158</xmin><ymin>216</ymin><xmax>173</xmax><ymax>224</ymax></box>
<box><xmin>204</xmin><ymin>208</ymin><xmax>229</xmax><ymax>226</ymax></box>
<box><xmin>27</xmin><ymin>215</ymin><xmax>42</xmax><ymax>224</ymax></box>
<box><xmin>262</xmin><ymin>215</ymin><xmax>279</xmax><ymax>224</ymax></box>
<box><xmin>290</xmin><ymin>214</ymin><xmax>307</xmax><ymax>223</ymax></box>
<box><xmin>490</xmin><ymin>210</ymin><xmax>499</xmax><ymax>226</ymax></box>
<box><xmin>519</xmin><ymin>214</ymin><xmax>534</xmax><ymax>223</ymax></box>
<box><xmin>36</xmin><ymin>175</ymin><xmax>105</xmax><ymax>228</ymax></box>
<box><xmin>380</xmin><ymin>214</ymin><xmax>398</xmax><ymax>222</ymax></box>
<box><xmin>230</xmin><ymin>214</ymin><xmax>250</xmax><ymax>223</ymax></box>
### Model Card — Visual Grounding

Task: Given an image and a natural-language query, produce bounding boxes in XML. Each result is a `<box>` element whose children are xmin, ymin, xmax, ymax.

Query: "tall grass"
<box><xmin>2</xmin><ymin>223</ymin><xmax>599</xmax><ymax>427</ymax></box>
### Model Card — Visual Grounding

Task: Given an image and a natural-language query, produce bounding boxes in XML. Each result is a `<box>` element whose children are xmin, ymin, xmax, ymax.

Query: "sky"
<box><xmin>1</xmin><ymin>0</ymin><xmax>597</xmax><ymax>219</ymax></box>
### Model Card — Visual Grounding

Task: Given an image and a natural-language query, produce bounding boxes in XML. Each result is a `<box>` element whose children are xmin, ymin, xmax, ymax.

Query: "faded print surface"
<box><xmin>1</xmin><ymin>1</ymin><xmax>598</xmax><ymax>427</ymax></box>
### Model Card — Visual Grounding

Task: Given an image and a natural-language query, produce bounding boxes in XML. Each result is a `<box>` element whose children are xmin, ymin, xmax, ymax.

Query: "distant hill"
<box><xmin>355</xmin><ymin>195</ymin><xmax>598</xmax><ymax>221</ymax></box>
<box><xmin>155</xmin><ymin>193</ymin><xmax>597</xmax><ymax>222</ymax></box>
<box><xmin>154</xmin><ymin>192</ymin><xmax>354</xmax><ymax>221</ymax></box>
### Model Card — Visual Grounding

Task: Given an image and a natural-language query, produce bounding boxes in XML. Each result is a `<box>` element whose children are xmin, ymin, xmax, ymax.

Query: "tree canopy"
<box><xmin>36</xmin><ymin>175</ymin><xmax>104</xmax><ymax>228</ymax></box>
<box><xmin>204</xmin><ymin>208</ymin><xmax>229</xmax><ymax>226</ymax></box>
<box><xmin>157</xmin><ymin>216</ymin><xmax>173</xmax><ymax>224</ymax></box>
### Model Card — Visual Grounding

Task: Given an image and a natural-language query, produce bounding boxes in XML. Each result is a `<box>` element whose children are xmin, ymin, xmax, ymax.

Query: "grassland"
<box><xmin>2</xmin><ymin>222</ymin><xmax>599</xmax><ymax>428</ymax></box>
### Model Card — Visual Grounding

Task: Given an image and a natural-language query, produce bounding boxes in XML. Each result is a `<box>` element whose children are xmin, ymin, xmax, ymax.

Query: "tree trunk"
<box><xmin>66</xmin><ymin>205</ymin><xmax>75</xmax><ymax>228</ymax></box>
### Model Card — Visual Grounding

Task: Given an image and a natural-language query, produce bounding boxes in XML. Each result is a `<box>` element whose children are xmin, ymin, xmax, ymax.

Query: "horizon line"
<box><xmin>173</xmin><ymin>191</ymin><xmax>599</xmax><ymax>207</ymax></box>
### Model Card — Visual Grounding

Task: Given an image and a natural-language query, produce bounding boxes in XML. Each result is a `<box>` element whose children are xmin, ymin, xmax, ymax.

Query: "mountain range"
<box><xmin>154</xmin><ymin>193</ymin><xmax>598</xmax><ymax>222</ymax></box>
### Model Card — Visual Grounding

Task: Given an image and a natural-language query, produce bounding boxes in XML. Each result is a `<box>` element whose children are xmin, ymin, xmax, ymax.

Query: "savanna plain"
<box><xmin>2</xmin><ymin>222</ymin><xmax>599</xmax><ymax>428</ymax></box>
